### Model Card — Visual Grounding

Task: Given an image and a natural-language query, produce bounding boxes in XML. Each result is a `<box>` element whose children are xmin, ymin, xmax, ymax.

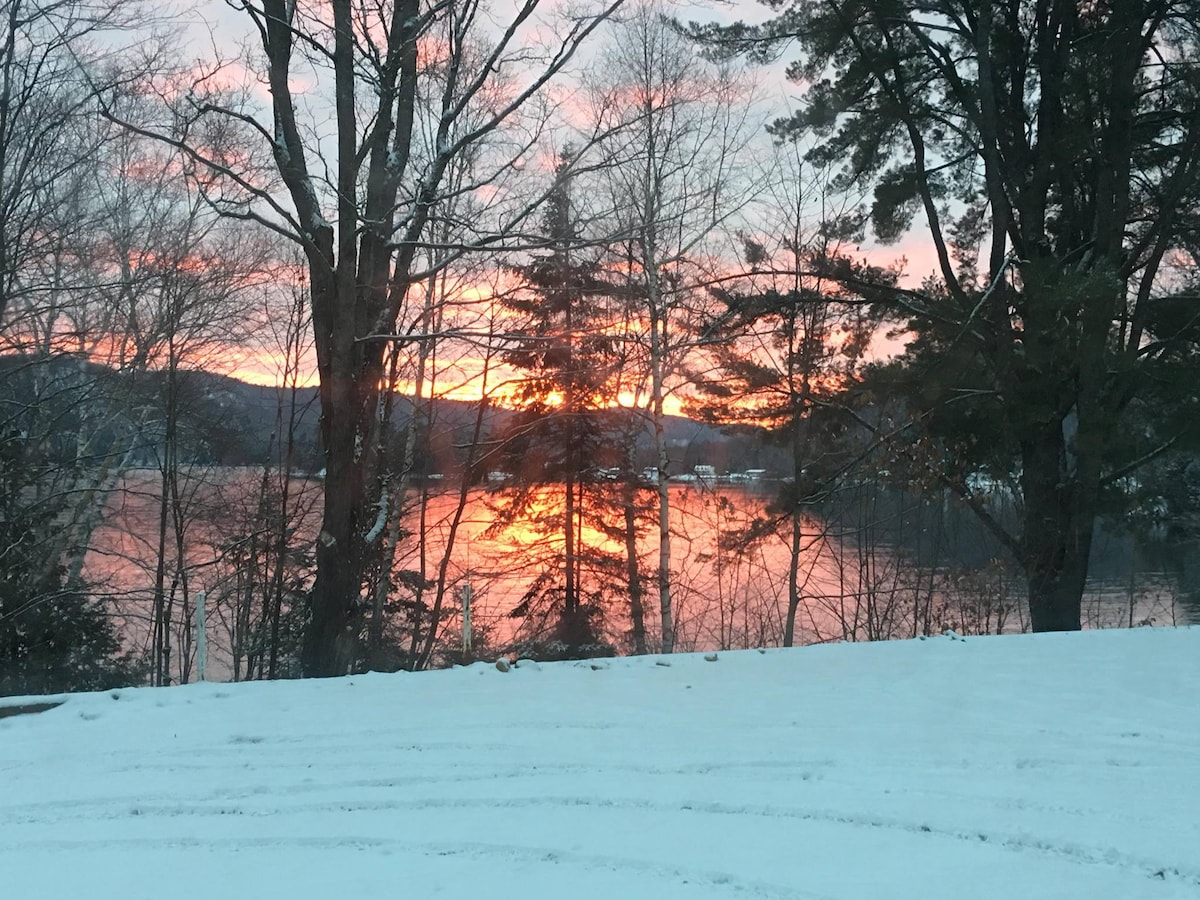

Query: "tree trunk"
<box><xmin>783</xmin><ymin>341</ymin><xmax>809</xmax><ymax>648</ymax></box>
<box><xmin>563</xmin><ymin>297</ymin><xmax>578</xmax><ymax>623</ymax></box>
<box><xmin>622</xmin><ymin>440</ymin><xmax>647</xmax><ymax>655</ymax></box>
<box><xmin>1021</xmin><ymin>422</ymin><xmax>1090</xmax><ymax>632</ymax></box>
<box><xmin>151</xmin><ymin>461</ymin><xmax>170</xmax><ymax>686</ymax></box>
<box><xmin>267</xmin><ymin>357</ymin><xmax>302</xmax><ymax>680</ymax></box>
<box><xmin>305</xmin><ymin>471</ymin><xmax>366</xmax><ymax>675</ymax></box>
<box><xmin>648</xmin><ymin>305</ymin><xmax>673</xmax><ymax>654</ymax></box>
<box><xmin>416</xmin><ymin>385</ymin><xmax>492</xmax><ymax>672</ymax></box>
<box><xmin>565</xmin><ymin>465</ymin><xmax>577</xmax><ymax>617</ymax></box>
<box><xmin>303</xmin><ymin>363</ymin><xmax>372</xmax><ymax>675</ymax></box>
<box><xmin>783</xmin><ymin>508</ymin><xmax>803</xmax><ymax>648</ymax></box>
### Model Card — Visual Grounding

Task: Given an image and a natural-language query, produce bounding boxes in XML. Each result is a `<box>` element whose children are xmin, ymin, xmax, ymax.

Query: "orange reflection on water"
<box><xmin>89</xmin><ymin>470</ymin><xmax>1135</xmax><ymax>677</ymax></box>
<box><xmin>482</xmin><ymin>483</ymin><xmax>630</xmax><ymax>558</ymax></box>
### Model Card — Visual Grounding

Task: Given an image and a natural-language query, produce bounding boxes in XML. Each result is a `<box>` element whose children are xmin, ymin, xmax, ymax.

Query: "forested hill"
<box><xmin>192</xmin><ymin>372</ymin><xmax>781</xmax><ymax>476</ymax></box>
<box><xmin>0</xmin><ymin>356</ymin><xmax>769</xmax><ymax>476</ymax></box>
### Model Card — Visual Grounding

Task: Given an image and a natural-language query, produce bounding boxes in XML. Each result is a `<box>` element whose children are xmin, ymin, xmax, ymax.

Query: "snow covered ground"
<box><xmin>2</xmin><ymin>628</ymin><xmax>1198</xmax><ymax>900</ymax></box>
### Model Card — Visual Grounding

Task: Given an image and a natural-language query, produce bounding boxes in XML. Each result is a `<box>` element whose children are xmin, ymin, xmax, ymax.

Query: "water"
<box><xmin>85</xmin><ymin>470</ymin><xmax>1191</xmax><ymax>681</ymax></box>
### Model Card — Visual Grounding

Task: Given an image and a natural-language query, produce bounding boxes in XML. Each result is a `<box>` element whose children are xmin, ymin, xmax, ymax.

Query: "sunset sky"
<box><xmin>160</xmin><ymin>0</ymin><xmax>942</xmax><ymax>409</ymax></box>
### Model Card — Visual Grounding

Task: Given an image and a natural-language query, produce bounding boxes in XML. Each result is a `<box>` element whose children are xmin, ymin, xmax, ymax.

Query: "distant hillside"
<box><xmin>0</xmin><ymin>355</ymin><xmax>784</xmax><ymax>477</ymax></box>
<box><xmin>184</xmin><ymin>371</ymin><xmax>323</xmax><ymax>466</ymax></box>
<box><xmin>195</xmin><ymin>371</ymin><xmax>781</xmax><ymax>476</ymax></box>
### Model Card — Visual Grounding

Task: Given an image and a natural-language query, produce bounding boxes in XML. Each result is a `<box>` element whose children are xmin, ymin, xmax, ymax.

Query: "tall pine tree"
<box><xmin>491</xmin><ymin>154</ymin><xmax>622</xmax><ymax>657</ymax></box>
<box><xmin>691</xmin><ymin>0</ymin><xmax>1200</xmax><ymax>631</ymax></box>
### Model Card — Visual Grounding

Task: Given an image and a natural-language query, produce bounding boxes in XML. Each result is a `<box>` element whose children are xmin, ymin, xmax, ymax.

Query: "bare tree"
<box><xmin>129</xmin><ymin>0</ymin><xmax>629</xmax><ymax>675</ymax></box>
<box><xmin>0</xmin><ymin>0</ymin><xmax>171</xmax><ymax>694</ymax></box>
<box><xmin>0</xmin><ymin>0</ymin><xmax>149</xmax><ymax>324</ymax></box>
<box><xmin>688</xmin><ymin>146</ymin><xmax>879</xmax><ymax>647</ymax></box>
<box><xmin>587</xmin><ymin>0</ymin><xmax>759</xmax><ymax>652</ymax></box>
<box><xmin>92</xmin><ymin>122</ymin><xmax>268</xmax><ymax>685</ymax></box>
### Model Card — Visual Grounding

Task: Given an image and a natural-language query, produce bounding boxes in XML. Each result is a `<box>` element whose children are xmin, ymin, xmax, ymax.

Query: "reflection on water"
<box><xmin>86</xmin><ymin>470</ymin><xmax>1192</xmax><ymax>681</ymax></box>
<box><xmin>394</xmin><ymin>483</ymin><xmax>1189</xmax><ymax>654</ymax></box>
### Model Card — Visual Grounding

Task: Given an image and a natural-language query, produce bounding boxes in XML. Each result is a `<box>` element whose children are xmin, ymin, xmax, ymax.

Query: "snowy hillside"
<box><xmin>2</xmin><ymin>628</ymin><xmax>1198</xmax><ymax>900</ymax></box>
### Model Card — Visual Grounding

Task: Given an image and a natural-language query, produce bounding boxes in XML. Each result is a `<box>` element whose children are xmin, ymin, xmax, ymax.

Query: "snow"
<box><xmin>2</xmin><ymin>628</ymin><xmax>1199</xmax><ymax>899</ymax></box>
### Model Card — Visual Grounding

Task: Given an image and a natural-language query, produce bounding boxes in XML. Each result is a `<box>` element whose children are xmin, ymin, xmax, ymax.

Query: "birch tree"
<box><xmin>590</xmin><ymin>0</ymin><xmax>758</xmax><ymax>652</ymax></box>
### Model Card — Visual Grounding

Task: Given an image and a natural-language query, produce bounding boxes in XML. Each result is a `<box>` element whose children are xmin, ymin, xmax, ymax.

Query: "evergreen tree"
<box><xmin>691</xmin><ymin>0</ymin><xmax>1200</xmax><ymax>631</ymax></box>
<box><xmin>0</xmin><ymin>430</ymin><xmax>140</xmax><ymax>696</ymax></box>
<box><xmin>491</xmin><ymin>154</ymin><xmax>621</xmax><ymax>658</ymax></box>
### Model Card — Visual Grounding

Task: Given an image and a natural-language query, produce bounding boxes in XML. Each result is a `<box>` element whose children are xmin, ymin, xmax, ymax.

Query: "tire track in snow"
<box><xmin>0</xmin><ymin>757</ymin><xmax>834</xmax><ymax>817</ymax></box>
<box><xmin>4</xmin><ymin>790</ymin><xmax>1196</xmax><ymax>888</ymax></box>
<box><xmin>0</xmin><ymin>834</ymin><xmax>831</xmax><ymax>899</ymax></box>
<box><xmin>419</xmin><ymin>840</ymin><xmax>834</xmax><ymax>899</ymax></box>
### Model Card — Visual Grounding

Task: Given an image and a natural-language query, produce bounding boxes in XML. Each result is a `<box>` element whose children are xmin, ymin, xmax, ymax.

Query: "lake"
<box><xmin>85</xmin><ymin>469</ymin><xmax>1193</xmax><ymax>682</ymax></box>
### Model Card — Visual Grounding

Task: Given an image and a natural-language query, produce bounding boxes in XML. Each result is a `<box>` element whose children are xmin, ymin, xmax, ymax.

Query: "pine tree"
<box><xmin>691</xmin><ymin>0</ymin><xmax>1200</xmax><ymax>631</ymax></box>
<box><xmin>0</xmin><ymin>430</ymin><xmax>141</xmax><ymax>696</ymax></box>
<box><xmin>491</xmin><ymin>154</ymin><xmax>621</xmax><ymax>658</ymax></box>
